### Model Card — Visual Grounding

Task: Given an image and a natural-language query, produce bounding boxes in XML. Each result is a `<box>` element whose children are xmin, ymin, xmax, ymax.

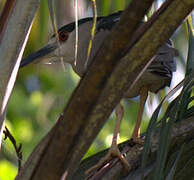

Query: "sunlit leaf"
<box><xmin>0</xmin><ymin>160</ymin><xmax>17</xmax><ymax>180</ymax></box>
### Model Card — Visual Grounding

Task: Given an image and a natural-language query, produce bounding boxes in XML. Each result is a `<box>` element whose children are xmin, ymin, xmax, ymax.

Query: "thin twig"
<box><xmin>74</xmin><ymin>0</ymin><xmax>78</xmax><ymax>66</ymax></box>
<box><xmin>85</xmin><ymin>0</ymin><xmax>97</xmax><ymax>68</ymax></box>
<box><xmin>3</xmin><ymin>126</ymin><xmax>22</xmax><ymax>172</ymax></box>
<box><xmin>47</xmin><ymin>0</ymin><xmax>66</xmax><ymax>71</ymax></box>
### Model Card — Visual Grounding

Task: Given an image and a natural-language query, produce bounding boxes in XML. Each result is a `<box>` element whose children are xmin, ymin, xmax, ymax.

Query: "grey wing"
<box><xmin>96</xmin><ymin>12</ymin><xmax>178</xmax><ymax>80</ymax></box>
<box><xmin>97</xmin><ymin>11</ymin><xmax>122</xmax><ymax>31</ymax></box>
<box><xmin>147</xmin><ymin>40</ymin><xmax>178</xmax><ymax>78</ymax></box>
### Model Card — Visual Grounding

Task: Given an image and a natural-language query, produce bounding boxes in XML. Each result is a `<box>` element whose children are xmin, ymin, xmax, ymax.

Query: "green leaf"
<box><xmin>166</xmin><ymin>144</ymin><xmax>185</xmax><ymax>180</ymax></box>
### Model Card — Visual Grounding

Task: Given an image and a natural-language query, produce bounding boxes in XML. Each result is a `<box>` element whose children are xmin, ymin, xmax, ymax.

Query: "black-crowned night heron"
<box><xmin>20</xmin><ymin>11</ymin><xmax>177</xmax><ymax>173</ymax></box>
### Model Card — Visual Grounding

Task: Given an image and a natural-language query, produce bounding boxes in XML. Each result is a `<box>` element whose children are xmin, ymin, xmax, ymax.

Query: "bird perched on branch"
<box><xmin>20</xmin><ymin>11</ymin><xmax>177</xmax><ymax>174</ymax></box>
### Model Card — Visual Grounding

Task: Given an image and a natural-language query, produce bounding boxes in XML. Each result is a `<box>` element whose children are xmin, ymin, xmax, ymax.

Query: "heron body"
<box><xmin>20</xmin><ymin>11</ymin><xmax>177</xmax><ymax>174</ymax></box>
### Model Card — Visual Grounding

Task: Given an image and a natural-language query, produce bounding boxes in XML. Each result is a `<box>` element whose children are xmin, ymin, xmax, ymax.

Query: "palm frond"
<box><xmin>141</xmin><ymin>16</ymin><xmax>194</xmax><ymax>179</ymax></box>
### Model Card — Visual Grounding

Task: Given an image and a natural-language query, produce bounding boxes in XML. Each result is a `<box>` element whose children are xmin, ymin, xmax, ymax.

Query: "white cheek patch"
<box><xmin>53</xmin><ymin>39</ymin><xmax>75</xmax><ymax>64</ymax></box>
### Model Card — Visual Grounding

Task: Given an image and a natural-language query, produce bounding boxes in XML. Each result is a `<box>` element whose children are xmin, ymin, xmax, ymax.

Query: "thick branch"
<box><xmin>16</xmin><ymin>1</ymin><xmax>154</xmax><ymax>180</ymax></box>
<box><xmin>73</xmin><ymin>116</ymin><xmax>194</xmax><ymax>180</ymax></box>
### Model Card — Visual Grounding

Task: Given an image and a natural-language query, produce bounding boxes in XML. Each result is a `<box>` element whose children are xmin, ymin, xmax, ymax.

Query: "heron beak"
<box><xmin>20</xmin><ymin>43</ymin><xmax>57</xmax><ymax>68</ymax></box>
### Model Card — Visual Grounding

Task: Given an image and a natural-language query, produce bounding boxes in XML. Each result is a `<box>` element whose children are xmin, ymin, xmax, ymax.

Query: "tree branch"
<box><xmin>72</xmin><ymin>116</ymin><xmax>194</xmax><ymax>180</ymax></box>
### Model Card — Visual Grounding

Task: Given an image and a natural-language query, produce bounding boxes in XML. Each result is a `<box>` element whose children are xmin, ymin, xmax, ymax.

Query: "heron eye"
<box><xmin>59</xmin><ymin>31</ymin><xmax>69</xmax><ymax>41</ymax></box>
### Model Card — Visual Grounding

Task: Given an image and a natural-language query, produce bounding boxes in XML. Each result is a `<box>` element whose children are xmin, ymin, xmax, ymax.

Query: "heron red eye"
<box><xmin>59</xmin><ymin>31</ymin><xmax>69</xmax><ymax>41</ymax></box>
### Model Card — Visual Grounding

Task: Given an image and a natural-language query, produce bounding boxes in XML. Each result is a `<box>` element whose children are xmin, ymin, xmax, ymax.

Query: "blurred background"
<box><xmin>0</xmin><ymin>0</ymin><xmax>189</xmax><ymax>179</ymax></box>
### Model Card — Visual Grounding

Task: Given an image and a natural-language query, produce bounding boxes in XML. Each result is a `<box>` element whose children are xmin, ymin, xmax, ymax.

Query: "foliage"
<box><xmin>0</xmin><ymin>0</ymin><xmax>191</xmax><ymax>179</ymax></box>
